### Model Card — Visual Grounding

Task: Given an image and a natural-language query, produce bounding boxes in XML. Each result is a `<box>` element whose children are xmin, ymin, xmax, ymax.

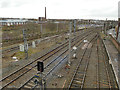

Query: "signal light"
<box><xmin>37</xmin><ymin>61</ymin><xmax>44</xmax><ymax>72</ymax></box>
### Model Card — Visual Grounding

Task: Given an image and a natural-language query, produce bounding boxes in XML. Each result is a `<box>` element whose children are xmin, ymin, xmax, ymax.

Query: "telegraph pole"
<box><xmin>74</xmin><ymin>20</ymin><xmax>76</xmax><ymax>36</ymax></box>
<box><xmin>105</xmin><ymin>18</ymin><xmax>107</xmax><ymax>35</ymax></box>
<box><xmin>23</xmin><ymin>29</ymin><xmax>28</xmax><ymax>59</ymax></box>
<box><xmin>41</xmin><ymin>24</ymin><xmax>42</xmax><ymax>35</ymax></box>
<box><xmin>85</xmin><ymin>21</ymin><xmax>86</xmax><ymax>32</ymax></box>
<box><xmin>68</xmin><ymin>22</ymin><xmax>72</xmax><ymax>65</ymax></box>
<box><xmin>41</xmin><ymin>18</ymin><xmax>43</xmax><ymax>36</ymax></box>
<box><xmin>56</xmin><ymin>22</ymin><xmax>59</xmax><ymax>32</ymax></box>
<box><xmin>57</xmin><ymin>23</ymin><xmax>58</xmax><ymax>32</ymax></box>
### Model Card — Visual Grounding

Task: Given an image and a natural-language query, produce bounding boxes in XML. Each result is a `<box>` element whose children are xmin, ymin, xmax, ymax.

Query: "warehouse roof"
<box><xmin>0</xmin><ymin>19</ymin><xmax>28</xmax><ymax>23</ymax></box>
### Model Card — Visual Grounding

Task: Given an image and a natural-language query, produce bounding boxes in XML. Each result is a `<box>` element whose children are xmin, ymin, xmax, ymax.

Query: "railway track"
<box><xmin>96</xmin><ymin>37</ymin><xmax>111</xmax><ymax>88</ymax></box>
<box><xmin>68</xmin><ymin>33</ymin><xmax>118</xmax><ymax>89</ymax></box>
<box><xmin>19</xmin><ymin>31</ymin><xmax>97</xmax><ymax>89</ymax></box>
<box><xmin>68</xmin><ymin>33</ymin><xmax>98</xmax><ymax>89</ymax></box>
<box><xmin>1</xmin><ymin>29</ymin><xmax>95</xmax><ymax>89</ymax></box>
<box><xmin>96</xmin><ymin>37</ymin><xmax>118</xmax><ymax>88</ymax></box>
<box><xmin>2</xmin><ymin>35</ymin><xmax>59</xmax><ymax>54</ymax></box>
<box><xmin>2</xmin><ymin>27</ymin><xmax>95</xmax><ymax>54</ymax></box>
<box><xmin>101</xmin><ymin>40</ymin><xmax>118</xmax><ymax>88</ymax></box>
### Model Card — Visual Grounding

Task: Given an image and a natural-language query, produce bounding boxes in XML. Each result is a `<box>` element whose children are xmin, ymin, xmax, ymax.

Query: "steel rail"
<box><xmin>100</xmin><ymin>37</ymin><xmax>111</xmax><ymax>89</ymax></box>
<box><xmin>31</xmin><ymin>33</ymin><xmax>97</xmax><ymax>89</ymax></box>
<box><xmin>18</xmin><ymin>55</ymin><xmax>68</xmax><ymax>89</ymax></box>
<box><xmin>2</xmin><ymin>28</ymin><xmax>85</xmax><ymax>53</ymax></box>
<box><xmin>44</xmin><ymin>55</ymin><xmax>68</xmax><ymax>79</ymax></box>
<box><xmin>97</xmin><ymin>34</ymin><xmax>111</xmax><ymax>89</ymax></box>
<box><xmin>1</xmin><ymin>38</ymin><xmax>67</xmax><ymax>81</ymax></box>
<box><xmin>1</xmin><ymin>41</ymin><xmax>69</xmax><ymax>89</ymax></box>
<box><xmin>96</xmin><ymin>35</ymin><xmax>100</xmax><ymax>88</ymax></box>
<box><xmin>2</xmin><ymin>35</ymin><xmax>59</xmax><ymax>53</ymax></box>
<box><xmin>1</xmin><ymin>30</ymin><xmax>92</xmax><ymax>82</ymax></box>
<box><xmin>80</xmin><ymin>35</ymin><xmax>99</xmax><ymax>89</ymax></box>
<box><xmin>1</xmin><ymin>30</ymin><xmax>93</xmax><ymax>89</ymax></box>
<box><xmin>102</xmin><ymin>39</ymin><xmax>119</xmax><ymax>88</ymax></box>
<box><xmin>1</xmin><ymin>48</ymin><xmax>68</xmax><ymax>89</ymax></box>
<box><xmin>80</xmin><ymin>38</ymin><xmax>96</xmax><ymax>89</ymax></box>
<box><xmin>18</xmin><ymin>33</ymin><xmax>96</xmax><ymax>89</ymax></box>
<box><xmin>68</xmin><ymin>34</ymin><xmax>98</xmax><ymax>89</ymax></box>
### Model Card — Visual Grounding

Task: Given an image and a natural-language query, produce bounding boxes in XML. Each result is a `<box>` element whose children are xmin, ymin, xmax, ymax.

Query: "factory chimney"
<box><xmin>45</xmin><ymin>7</ymin><xmax>46</xmax><ymax>19</ymax></box>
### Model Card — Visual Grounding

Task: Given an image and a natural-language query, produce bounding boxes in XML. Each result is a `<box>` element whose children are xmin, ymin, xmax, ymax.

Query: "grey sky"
<box><xmin>118</xmin><ymin>1</ymin><xmax>120</xmax><ymax>18</ymax></box>
<box><xmin>0</xmin><ymin>0</ymin><xmax>119</xmax><ymax>20</ymax></box>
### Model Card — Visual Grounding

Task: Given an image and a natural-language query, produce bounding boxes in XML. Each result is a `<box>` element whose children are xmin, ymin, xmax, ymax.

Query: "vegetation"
<box><xmin>2</xmin><ymin>21</ymin><xmax>69</xmax><ymax>47</ymax></box>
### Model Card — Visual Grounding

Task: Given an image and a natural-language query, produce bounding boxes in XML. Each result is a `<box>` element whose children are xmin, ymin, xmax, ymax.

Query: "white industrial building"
<box><xmin>0</xmin><ymin>19</ymin><xmax>28</xmax><ymax>26</ymax></box>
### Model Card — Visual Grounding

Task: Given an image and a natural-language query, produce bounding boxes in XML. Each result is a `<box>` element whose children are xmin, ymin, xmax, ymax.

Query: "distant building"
<box><xmin>38</xmin><ymin>7</ymin><xmax>47</xmax><ymax>23</ymax></box>
<box><xmin>0</xmin><ymin>19</ymin><xmax>28</xmax><ymax>26</ymax></box>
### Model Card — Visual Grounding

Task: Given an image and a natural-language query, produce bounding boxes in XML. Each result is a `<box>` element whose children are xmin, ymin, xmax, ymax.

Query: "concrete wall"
<box><xmin>109</xmin><ymin>34</ymin><xmax>120</xmax><ymax>53</ymax></box>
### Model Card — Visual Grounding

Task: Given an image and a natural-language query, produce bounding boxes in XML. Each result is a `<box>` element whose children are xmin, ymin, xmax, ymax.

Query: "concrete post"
<box><xmin>32</xmin><ymin>41</ymin><xmax>36</xmax><ymax>48</ymax></box>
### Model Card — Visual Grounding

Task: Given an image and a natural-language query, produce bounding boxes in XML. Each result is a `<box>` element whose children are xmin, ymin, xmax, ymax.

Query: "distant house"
<box><xmin>0</xmin><ymin>19</ymin><xmax>28</xmax><ymax>26</ymax></box>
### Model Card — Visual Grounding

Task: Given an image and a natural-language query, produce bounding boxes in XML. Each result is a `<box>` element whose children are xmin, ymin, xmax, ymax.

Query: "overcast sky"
<box><xmin>0</xmin><ymin>0</ymin><xmax>119</xmax><ymax>20</ymax></box>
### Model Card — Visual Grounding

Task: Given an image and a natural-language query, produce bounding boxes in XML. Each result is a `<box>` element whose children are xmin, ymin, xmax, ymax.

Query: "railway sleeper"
<box><xmin>24</xmin><ymin>85</ymin><xmax>32</xmax><ymax>88</ymax></box>
<box><xmin>71</xmin><ymin>83</ymin><xmax>81</xmax><ymax>88</ymax></box>
<box><xmin>75</xmin><ymin>75</ymin><xmax>84</xmax><ymax>79</ymax></box>
<box><xmin>23</xmin><ymin>80</ymin><xmax>36</xmax><ymax>87</ymax></box>
<box><xmin>73</xmin><ymin>80</ymin><xmax>82</xmax><ymax>84</ymax></box>
<box><xmin>74</xmin><ymin>78</ymin><xmax>83</xmax><ymax>81</ymax></box>
<box><xmin>75</xmin><ymin>72</ymin><xmax>85</xmax><ymax>76</ymax></box>
<box><xmin>75</xmin><ymin>71</ymin><xmax>85</xmax><ymax>74</ymax></box>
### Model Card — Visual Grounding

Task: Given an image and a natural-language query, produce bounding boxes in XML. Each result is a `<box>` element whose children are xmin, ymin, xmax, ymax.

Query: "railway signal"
<box><xmin>37</xmin><ymin>61</ymin><xmax>44</xmax><ymax>72</ymax></box>
<box><xmin>37</xmin><ymin>61</ymin><xmax>44</xmax><ymax>90</ymax></box>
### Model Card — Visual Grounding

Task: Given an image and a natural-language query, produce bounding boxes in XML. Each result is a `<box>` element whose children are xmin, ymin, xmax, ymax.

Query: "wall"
<box><xmin>109</xmin><ymin>34</ymin><xmax>120</xmax><ymax>53</ymax></box>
